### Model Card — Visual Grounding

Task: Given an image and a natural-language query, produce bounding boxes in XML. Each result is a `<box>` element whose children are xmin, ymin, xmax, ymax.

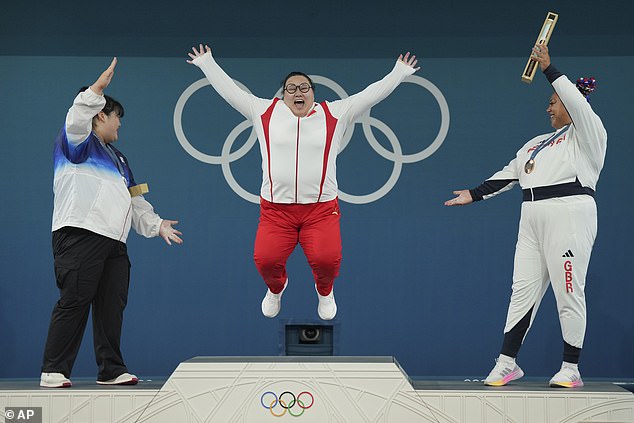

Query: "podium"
<box><xmin>1</xmin><ymin>356</ymin><xmax>633</xmax><ymax>422</ymax></box>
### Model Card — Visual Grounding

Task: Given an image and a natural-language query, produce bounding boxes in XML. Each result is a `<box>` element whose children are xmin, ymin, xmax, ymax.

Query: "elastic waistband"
<box><xmin>522</xmin><ymin>181</ymin><xmax>595</xmax><ymax>202</ymax></box>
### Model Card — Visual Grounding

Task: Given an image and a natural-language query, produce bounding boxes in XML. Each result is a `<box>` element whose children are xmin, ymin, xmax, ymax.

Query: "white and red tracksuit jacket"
<box><xmin>193</xmin><ymin>52</ymin><xmax>415</xmax><ymax>204</ymax></box>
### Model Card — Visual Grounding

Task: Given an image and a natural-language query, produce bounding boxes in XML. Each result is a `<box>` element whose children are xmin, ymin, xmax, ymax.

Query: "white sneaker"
<box><xmin>483</xmin><ymin>358</ymin><xmax>524</xmax><ymax>386</ymax></box>
<box><xmin>550</xmin><ymin>362</ymin><xmax>584</xmax><ymax>388</ymax></box>
<box><xmin>261</xmin><ymin>280</ymin><xmax>288</xmax><ymax>318</ymax></box>
<box><xmin>316</xmin><ymin>285</ymin><xmax>337</xmax><ymax>320</ymax></box>
<box><xmin>40</xmin><ymin>372</ymin><xmax>72</xmax><ymax>388</ymax></box>
<box><xmin>97</xmin><ymin>372</ymin><xmax>139</xmax><ymax>385</ymax></box>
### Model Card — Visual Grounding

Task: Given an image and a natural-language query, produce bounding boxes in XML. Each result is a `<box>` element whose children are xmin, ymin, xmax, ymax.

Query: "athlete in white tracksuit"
<box><xmin>445</xmin><ymin>45</ymin><xmax>607</xmax><ymax>387</ymax></box>
<box><xmin>187</xmin><ymin>44</ymin><xmax>419</xmax><ymax>320</ymax></box>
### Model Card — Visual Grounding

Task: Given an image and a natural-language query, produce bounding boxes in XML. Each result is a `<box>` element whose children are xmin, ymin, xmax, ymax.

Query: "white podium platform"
<box><xmin>1</xmin><ymin>356</ymin><xmax>633</xmax><ymax>422</ymax></box>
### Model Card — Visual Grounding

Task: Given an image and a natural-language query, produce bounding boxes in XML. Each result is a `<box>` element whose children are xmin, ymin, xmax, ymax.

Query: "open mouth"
<box><xmin>294</xmin><ymin>99</ymin><xmax>305</xmax><ymax>107</ymax></box>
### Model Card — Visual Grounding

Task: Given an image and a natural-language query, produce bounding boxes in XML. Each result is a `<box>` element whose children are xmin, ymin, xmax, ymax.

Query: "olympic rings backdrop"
<box><xmin>1</xmin><ymin>54</ymin><xmax>633</xmax><ymax>380</ymax></box>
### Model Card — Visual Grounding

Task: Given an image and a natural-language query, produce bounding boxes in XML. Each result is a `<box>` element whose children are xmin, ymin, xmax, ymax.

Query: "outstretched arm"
<box><xmin>328</xmin><ymin>52</ymin><xmax>419</xmax><ymax>123</ymax></box>
<box><xmin>186</xmin><ymin>44</ymin><xmax>267</xmax><ymax>119</ymax></box>
<box><xmin>445</xmin><ymin>154</ymin><xmax>521</xmax><ymax>206</ymax></box>
<box><xmin>130</xmin><ymin>196</ymin><xmax>182</xmax><ymax>245</ymax></box>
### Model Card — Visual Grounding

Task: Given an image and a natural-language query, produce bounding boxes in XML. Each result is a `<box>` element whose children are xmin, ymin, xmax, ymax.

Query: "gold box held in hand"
<box><xmin>521</xmin><ymin>12</ymin><xmax>558</xmax><ymax>84</ymax></box>
<box><xmin>129</xmin><ymin>183</ymin><xmax>149</xmax><ymax>197</ymax></box>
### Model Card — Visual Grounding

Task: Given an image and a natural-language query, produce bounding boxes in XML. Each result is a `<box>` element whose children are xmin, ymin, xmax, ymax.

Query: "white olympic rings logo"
<box><xmin>174</xmin><ymin>74</ymin><xmax>450</xmax><ymax>204</ymax></box>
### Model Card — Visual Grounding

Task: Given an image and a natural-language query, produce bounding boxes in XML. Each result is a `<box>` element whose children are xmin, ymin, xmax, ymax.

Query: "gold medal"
<box><xmin>524</xmin><ymin>159</ymin><xmax>535</xmax><ymax>174</ymax></box>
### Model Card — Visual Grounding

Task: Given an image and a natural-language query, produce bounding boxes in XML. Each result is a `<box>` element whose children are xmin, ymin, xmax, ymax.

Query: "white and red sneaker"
<box><xmin>40</xmin><ymin>372</ymin><xmax>72</xmax><ymax>388</ymax></box>
<box><xmin>97</xmin><ymin>372</ymin><xmax>139</xmax><ymax>385</ymax></box>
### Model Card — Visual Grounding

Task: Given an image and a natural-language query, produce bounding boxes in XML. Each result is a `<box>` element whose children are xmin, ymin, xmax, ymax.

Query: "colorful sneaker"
<box><xmin>549</xmin><ymin>363</ymin><xmax>584</xmax><ymax>388</ymax></box>
<box><xmin>484</xmin><ymin>358</ymin><xmax>524</xmax><ymax>386</ymax></box>
<box><xmin>261</xmin><ymin>280</ymin><xmax>288</xmax><ymax>318</ymax></box>
<box><xmin>40</xmin><ymin>372</ymin><xmax>72</xmax><ymax>388</ymax></box>
<box><xmin>97</xmin><ymin>372</ymin><xmax>139</xmax><ymax>385</ymax></box>
<box><xmin>316</xmin><ymin>285</ymin><xmax>337</xmax><ymax>320</ymax></box>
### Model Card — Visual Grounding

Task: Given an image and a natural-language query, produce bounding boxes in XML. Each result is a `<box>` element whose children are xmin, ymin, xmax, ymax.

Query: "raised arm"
<box><xmin>65</xmin><ymin>58</ymin><xmax>117</xmax><ymax>145</ymax></box>
<box><xmin>328</xmin><ymin>52</ymin><xmax>419</xmax><ymax>123</ymax></box>
<box><xmin>187</xmin><ymin>44</ymin><xmax>267</xmax><ymax>119</ymax></box>
<box><xmin>532</xmin><ymin>45</ymin><xmax>607</xmax><ymax>170</ymax></box>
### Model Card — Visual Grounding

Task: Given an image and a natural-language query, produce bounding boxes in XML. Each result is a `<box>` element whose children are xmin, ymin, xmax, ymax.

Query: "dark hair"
<box><xmin>575</xmin><ymin>77</ymin><xmax>596</xmax><ymax>101</ymax></box>
<box><xmin>78</xmin><ymin>86</ymin><xmax>125</xmax><ymax>118</ymax></box>
<box><xmin>281</xmin><ymin>72</ymin><xmax>314</xmax><ymax>96</ymax></box>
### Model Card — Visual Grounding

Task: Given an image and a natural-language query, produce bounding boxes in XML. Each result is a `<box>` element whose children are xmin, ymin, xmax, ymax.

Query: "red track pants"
<box><xmin>254</xmin><ymin>198</ymin><xmax>342</xmax><ymax>296</ymax></box>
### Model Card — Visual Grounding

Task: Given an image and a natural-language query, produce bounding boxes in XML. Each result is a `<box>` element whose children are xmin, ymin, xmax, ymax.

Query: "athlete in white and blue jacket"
<box><xmin>41</xmin><ymin>58</ymin><xmax>183</xmax><ymax>388</ymax></box>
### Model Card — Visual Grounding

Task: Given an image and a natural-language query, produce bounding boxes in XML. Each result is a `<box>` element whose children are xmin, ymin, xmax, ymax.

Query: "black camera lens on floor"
<box><xmin>299</xmin><ymin>326</ymin><xmax>321</xmax><ymax>343</ymax></box>
<box><xmin>285</xmin><ymin>324</ymin><xmax>333</xmax><ymax>355</ymax></box>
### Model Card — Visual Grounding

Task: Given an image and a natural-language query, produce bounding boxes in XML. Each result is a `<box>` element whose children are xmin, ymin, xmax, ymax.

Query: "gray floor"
<box><xmin>410</xmin><ymin>378</ymin><xmax>634</xmax><ymax>393</ymax></box>
<box><xmin>1</xmin><ymin>377</ymin><xmax>632</xmax><ymax>394</ymax></box>
<box><xmin>0</xmin><ymin>378</ymin><xmax>166</xmax><ymax>391</ymax></box>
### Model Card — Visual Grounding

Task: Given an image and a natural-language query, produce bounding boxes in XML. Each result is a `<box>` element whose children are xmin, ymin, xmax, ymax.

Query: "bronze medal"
<box><xmin>523</xmin><ymin>125</ymin><xmax>569</xmax><ymax>175</ymax></box>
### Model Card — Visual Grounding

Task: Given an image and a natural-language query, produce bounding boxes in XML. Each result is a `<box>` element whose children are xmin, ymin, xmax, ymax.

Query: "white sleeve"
<box><xmin>488</xmin><ymin>155</ymin><xmax>521</xmax><ymax>182</ymax></box>
<box><xmin>131</xmin><ymin>195</ymin><xmax>162</xmax><ymax>238</ymax></box>
<box><xmin>469</xmin><ymin>154</ymin><xmax>522</xmax><ymax>201</ymax></box>
<box><xmin>192</xmin><ymin>52</ymin><xmax>270</xmax><ymax>120</ymax></box>
<box><xmin>327</xmin><ymin>61</ymin><xmax>415</xmax><ymax>124</ymax></box>
<box><xmin>552</xmin><ymin>75</ymin><xmax>607</xmax><ymax>169</ymax></box>
<box><xmin>65</xmin><ymin>87</ymin><xmax>105</xmax><ymax>145</ymax></box>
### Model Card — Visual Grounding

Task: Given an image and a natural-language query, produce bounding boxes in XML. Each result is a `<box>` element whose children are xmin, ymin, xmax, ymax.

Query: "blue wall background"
<box><xmin>1</xmin><ymin>1</ymin><xmax>633</xmax><ymax>380</ymax></box>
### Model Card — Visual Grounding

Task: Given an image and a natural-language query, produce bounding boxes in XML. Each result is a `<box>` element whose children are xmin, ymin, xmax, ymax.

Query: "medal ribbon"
<box><xmin>527</xmin><ymin>124</ymin><xmax>570</xmax><ymax>162</ymax></box>
<box><xmin>103</xmin><ymin>143</ymin><xmax>129</xmax><ymax>185</ymax></box>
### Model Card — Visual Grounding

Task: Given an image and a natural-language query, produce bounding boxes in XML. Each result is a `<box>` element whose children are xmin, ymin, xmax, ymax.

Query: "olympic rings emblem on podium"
<box><xmin>260</xmin><ymin>391</ymin><xmax>315</xmax><ymax>417</ymax></box>
<box><xmin>174</xmin><ymin>73</ymin><xmax>450</xmax><ymax>204</ymax></box>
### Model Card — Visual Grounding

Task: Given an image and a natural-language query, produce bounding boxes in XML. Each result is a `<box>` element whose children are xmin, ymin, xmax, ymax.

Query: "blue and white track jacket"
<box><xmin>52</xmin><ymin>88</ymin><xmax>161</xmax><ymax>243</ymax></box>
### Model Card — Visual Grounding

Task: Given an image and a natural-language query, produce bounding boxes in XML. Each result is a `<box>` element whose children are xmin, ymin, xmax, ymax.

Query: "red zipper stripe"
<box><xmin>317</xmin><ymin>102</ymin><xmax>338</xmax><ymax>202</ymax></box>
<box><xmin>261</xmin><ymin>98</ymin><xmax>279</xmax><ymax>202</ymax></box>
<box><xmin>295</xmin><ymin>117</ymin><xmax>300</xmax><ymax>203</ymax></box>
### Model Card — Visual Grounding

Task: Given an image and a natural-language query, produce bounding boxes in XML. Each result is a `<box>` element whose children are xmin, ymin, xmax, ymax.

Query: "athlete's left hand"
<box><xmin>398</xmin><ymin>52</ymin><xmax>420</xmax><ymax>72</ymax></box>
<box><xmin>159</xmin><ymin>219</ymin><xmax>183</xmax><ymax>245</ymax></box>
<box><xmin>187</xmin><ymin>44</ymin><xmax>212</xmax><ymax>64</ymax></box>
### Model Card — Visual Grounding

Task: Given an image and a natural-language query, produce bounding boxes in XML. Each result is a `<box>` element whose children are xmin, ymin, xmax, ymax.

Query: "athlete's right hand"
<box><xmin>90</xmin><ymin>57</ymin><xmax>117</xmax><ymax>96</ymax></box>
<box><xmin>444</xmin><ymin>190</ymin><xmax>473</xmax><ymax>206</ymax></box>
<box><xmin>187</xmin><ymin>44</ymin><xmax>211</xmax><ymax>64</ymax></box>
